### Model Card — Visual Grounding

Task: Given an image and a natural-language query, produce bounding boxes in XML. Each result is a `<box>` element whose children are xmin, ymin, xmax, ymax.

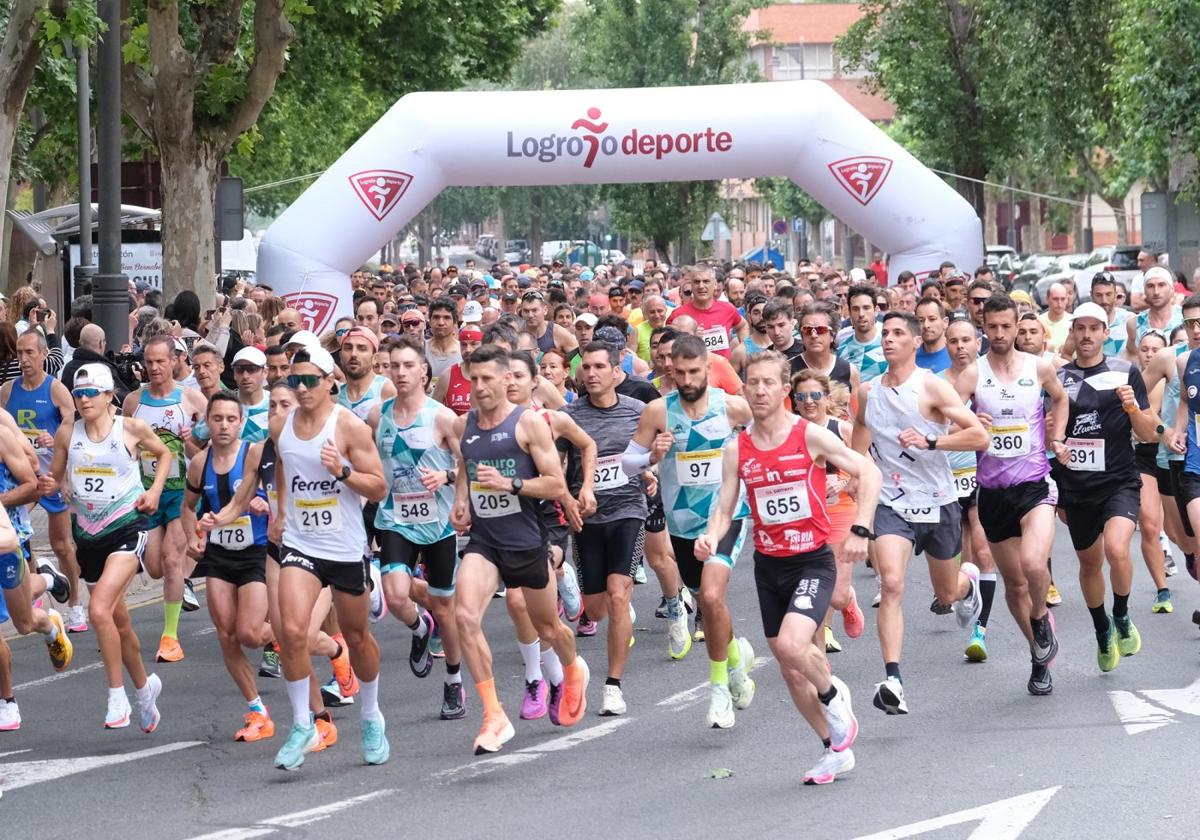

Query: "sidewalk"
<box><xmin>1</xmin><ymin>506</ymin><xmax>170</xmax><ymax>640</ymax></box>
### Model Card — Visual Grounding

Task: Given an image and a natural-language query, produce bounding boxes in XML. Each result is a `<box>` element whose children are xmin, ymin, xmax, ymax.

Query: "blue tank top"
<box><xmin>200</xmin><ymin>441</ymin><xmax>268</xmax><ymax>550</ymax></box>
<box><xmin>460</xmin><ymin>406</ymin><xmax>544</xmax><ymax>550</ymax></box>
<box><xmin>1158</xmin><ymin>344</ymin><xmax>1189</xmax><ymax>468</ymax></box>
<box><xmin>0</xmin><ymin>462</ymin><xmax>32</xmax><ymax>545</ymax></box>
<box><xmin>1183</xmin><ymin>349</ymin><xmax>1200</xmax><ymax>475</ymax></box>
<box><xmin>6</xmin><ymin>374</ymin><xmax>61</xmax><ymax>474</ymax></box>
<box><xmin>1136</xmin><ymin>306</ymin><xmax>1183</xmax><ymax>346</ymax></box>
<box><xmin>375</xmin><ymin>397</ymin><xmax>455</xmax><ymax>545</ymax></box>
<box><xmin>659</xmin><ymin>389</ymin><xmax>747</xmax><ymax>538</ymax></box>
<box><xmin>537</xmin><ymin>323</ymin><xmax>556</xmax><ymax>353</ymax></box>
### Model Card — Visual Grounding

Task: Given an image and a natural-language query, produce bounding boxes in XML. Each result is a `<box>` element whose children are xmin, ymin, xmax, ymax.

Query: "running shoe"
<box><xmin>0</xmin><ymin>700</ymin><xmax>21</xmax><ymax>731</ymax></box>
<box><xmin>520</xmin><ymin>678</ymin><xmax>549</xmax><ymax>720</ymax></box>
<box><xmin>441</xmin><ymin>682</ymin><xmax>466</xmax><ymax>720</ymax></box>
<box><xmin>274</xmin><ymin>719</ymin><xmax>319</xmax><ymax>770</ymax></box>
<box><xmin>1114</xmin><ymin>615</ymin><xmax>1142</xmax><ymax>656</ymax></box>
<box><xmin>181</xmin><ymin>578</ymin><xmax>200</xmax><ymax>612</ymax></box>
<box><xmin>693</xmin><ymin>606</ymin><xmax>705</xmax><ymax>642</ymax></box>
<box><xmin>105</xmin><ymin>691</ymin><xmax>132</xmax><ymax>729</ymax></box>
<box><xmin>45</xmin><ymin>610</ymin><xmax>73</xmax><ymax>672</ymax></box>
<box><xmin>954</xmin><ymin>562</ymin><xmax>982</xmax><ymax>628</ymax></box>
<box><xmin>1027</xmin><ymin>660</ymin><xmax>1053</xmax><ymax>696</ymax></box>
<box><xmin>824</xmin><ymin>626</ymin><xmax>842</xmax><ymax>653</ymax></box>
<box><xmin>600</xmin><ymin>684</ymin><xmax>626</xmax><ymax>716</ymax></box>
<box><xmin>1188</xmin><ymin>554</ymin><xmax>1198</xmax><ymax>581</ymax></box>
<box><xmin>872</xmin><ymin>676</ymin><xmax>907</xmax><ymax>715</ymax></box>
<box><xmin>822</xmin><ymin>676</ymin><xmax>858</xmax><ymax>751</ymax></box>
<box><xmin>367</xmin><ymin>563</ymin><xmax>385</xmax><ymax>623</ymax></box>
<box><xmin>38</xmin><ymin>564</ymin><xmax>70</xmax><ymax>603</ymax></box>
<box><xmin>429</xmin><ymin>623</ymin><xmax>444</xmax><ymax>658</ymax></box>
<box><xmin>1165</xmin><ymin>556</ymin><xmax>1180</xmax><ymax>577</ymax></box>
<box><xmin>473</xmin><ymin>712</ymin><xmax>515</xmax><ymax>755</ymax></box>
<box><xmin>259</xmin><ymin>644</ymin><xmax>282</xmax><ymax>679</ymax></box>
<box><xmin>557</xmin><ymin>655</ymin><xmax>590</xmax><ymax>726</ymax></box>
<box><xmin>155</xmin><ymin>635</ymin><xmax>184</xmax><ymax>663</ymax></box>
<box><xmin>842</xmin><ymin>587</ymin><xmax>864</xmax><ymax>639</ymax></box>
<box><xmin>667</xmin><ymin>604</ymin><xmax>691</xmax><ymax>660</ymax></box>
<box><xmin>576</xmin><ymin>616</ymin><xmax>598</xmax><ymax>637</ymax></box>
<box><xmin>728</xmin><ymin>638</ymin><xmax>756</xmax><ymax>710</ymax></box>
<box><xmin>547</xmin><ymin>680</ymin><xmax>564</xmax><ymax>726</ymax></box>
<box><xmin>361</xmin><ymin>713</ymin><xmax>390</xmax><ymax>765</ymax></box>
<box><xmin>558</xmin><ymin>561</ymin><xmax>583</xmax><ymax>621</ymax></box>
<box><xmin>1031</xmin><ymin>612</ymin><xmax>1059</xmax><ymax>667</ymax></box>
<box><xmin>1046</xmin><ymin>583</ymin><xmax>1063</xmax><ymax>607</ymax></box>
<box><xmin>320</xmin><ymin>676</ymin><xmax>355</xmax><ymax>707</ymax></box>
<box><xmin>803</xmin><ymin>747</ymin><xmax>855</xmax><ymax>785</ymax></box>
<box><xmin>633</xmin><ymin>561</ymin><xmax>647</xmax><ymax>585</ymax></box>
<box><xmin>705</xmin><ymin>683</ymin><xmax>735</xmax><ymax>729</ymax></box>
<box><xmin>930</xmin><ymin>597</ymin><xmax>953</xmax><ymax>616</ymax></box>
<box><xmin>409</xmin><ymin>610</ymin><xmax>436</xmax><ymax>678</ymax></box>
<box><xmin>1152</xmin><ymin>590</ymin><xmax>1174</xmax><ymax>614</ymax></box>
<box><xmin>964</xmin><ymin>622</ymin><xmax>988</xmax><ymax>663</ymax></box>
<box><xmin>654</xmin><ymin>596</ymin><xmax>669</xmax><ymax>619</ymax></box>
<box><xmin>313</xmin><ymin>714</ymin><xmax>337</xmax><ymax>750</ymax></box>
<box><xmin>872</xmin><ymin>575</ymin><xmax>882</xmax><ymax>608</ymax></box>
<box><xmin>1096</xmin><ymin>618</ymin><xmax>1120</xmax><ymax>673</ymax></box>
<box><xmin>680</xmin><ymin>586</ymin><xmax>696</xmax><ymax>614</ymax></box>
<box><xmin>331</xmin><ymin>641</ymin><xmax>360</xmax><ymax>697</ymax></box>
<box><xmin>236</xmin><ymin>709</ymin><xmax>276</xmax><ymax>742</ymax></box>
<box><xmin>138</xmin><ymin>673</ymin><xmax>162</xmax><ymax>733</ymax></box>
<box><xmin>494</xmin><ymin>583</ymin><xmax>506</xmax><ymax>598</ymax></box>
<box><xmin>67</xmin><ymin>604</ymin><xmax>88</xmax><ymax>633</ymax></box>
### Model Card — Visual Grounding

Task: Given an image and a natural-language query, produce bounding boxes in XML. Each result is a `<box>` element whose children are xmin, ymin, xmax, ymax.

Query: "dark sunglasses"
<box><xmin>969</xmin><ymin>296</ymin><xmax>991</xmax><ymax>305</ymax></box>
<box><xmin>794</xmin><ymin>391</ymin><xmax>826</xmax><ymax>403</ymax></box>
<box><xmin>232</xmin><ymin>364</ymin><xmax>263</xmax><ymax>375</ymax></box>
<box><xmin>286</xmin><ymin>373</ymin><xmax>324</xmax><ymax>390</ymax></box>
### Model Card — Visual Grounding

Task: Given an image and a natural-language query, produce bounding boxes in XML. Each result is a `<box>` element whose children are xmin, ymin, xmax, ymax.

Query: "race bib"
<box><xmin>676</xmin><ymin>449</ymin><xmax>721</xmax><ymax>487</ymax></box>
<box><xmin>699</xmin><ymin>326</ymin><xmax>730</xmax><ymax>352</ymax></box>
<box><xmin>988</xmin><ymin>420</ymin><xmax>1031</xmax><ymax>458</ymax></box>
<box><xmin>72</xmin><ymin>465</ymin><xmax>116</xmax><ymax>503</ymax></box>
<box><xmin>211</xmin><ymin>516</ymin><xmax>253</xmax><ymax>548</ymax></box>
<box><xmin>398</xmin><ymin>427</ymin><xmax>435</xmax><ymax>450</ymax></box>
<box><xmin>1066</xmin><ymin>437</ymin><xmax>1105</xmax><ymax>472</ymax></box>
<box><xmin>141</xmin><ymin>450</ymin><xmax>181</xmax><ymax>479</ymax></box>
<box><xmin>294</xmin><ymin>497</ymin><xmax>340</xmax><ymax>533</ymax></box>
<box><xmin>392</xmin><ymin>491</ymin><xmax>438</xmax><ymax>525</ymax></box>
<box><xmin>21</xmin><ymin>428</ymin><xmax>47</xmax><ymax>449</ymax></box>
<box><xmin>897</xmin><ymin>506</ymin><xmax>940</xmax><ymax>524</ymax></box>
<box><xmin>755</xmin><ymin>481</ymin><xmax>812</xmax><ymax>525</ymax></box>
<box><xmin>593</xmin><ymin>454</ymin><xmax>627</xmax><ymax>491</ymax></box>
<box><xmin>471</xmin><ymin>481</ymin><xmax>517</xmax><ymax>519</ymax></box>
<box><xmin>953</xmin><ymin>467</ymin><xmax>977</xmax><ymax>498</ymax></box>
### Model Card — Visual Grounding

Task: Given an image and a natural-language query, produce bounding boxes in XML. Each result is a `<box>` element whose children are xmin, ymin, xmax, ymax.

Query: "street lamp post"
<box><xmin>93</xmin><ymin>0</ymin><xmax>129</xmax><ymax>349</ymax></box>
<box><xmin>72</xmin><ymin>41</ymin><xmax>96</xmax><ymax>299</ymax></box>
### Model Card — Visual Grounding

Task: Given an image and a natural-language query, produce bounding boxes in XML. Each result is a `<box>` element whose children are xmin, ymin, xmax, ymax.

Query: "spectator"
<box><xmin>60</xmin><ymin>321</ymin><xmax>132</xmax><ymax>404</ymax></box>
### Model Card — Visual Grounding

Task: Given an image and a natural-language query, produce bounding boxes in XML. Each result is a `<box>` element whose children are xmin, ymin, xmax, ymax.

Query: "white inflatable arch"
<box><xmin>258</xmin><ymin>81</ymin><xmax>982</xmax><ymax>333</ymax></box>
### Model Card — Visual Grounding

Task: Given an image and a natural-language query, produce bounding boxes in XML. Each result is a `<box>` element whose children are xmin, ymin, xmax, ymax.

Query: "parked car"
<box><xmin>1012</xmin><ymin>253</ymin><xmax>1063</xmax><ymax>296</ymax></box>
<box><xmin>554</xmin><ymin>241</ymin><xmax>603</xmax><ymax>266</ymax></box>
<box><xmin>1034</xmin><ymin>253</ymin><xmax>1089</xmax><ymax>306</ymax></box>
<box><xmin>602</xmin><ymin>249</ymin><xmax>628</xmax><ymax>265</ymax></box>
<box><xmin>504</xmin><ymin>239</ymin><xmax>530</xmax><ymax>264</ymax></box>
<box><xmin>475</xmin><ymin>234</ymin><xmax>495</xmax><ymax>259</ymax></box>
<box><xmin>1072</xmin><ymin>245</ymin><xmax>1142</xmax><ymax>302</ymax></box>
<box><xmin>542</xmin><ymin>240</ymin><xmax>569</xmax><ymax>262</ymax></box>
<box><xmin>985</xmin><ymin>245</ymin><xmax>1017</xmax><ymax>269</ymax></box>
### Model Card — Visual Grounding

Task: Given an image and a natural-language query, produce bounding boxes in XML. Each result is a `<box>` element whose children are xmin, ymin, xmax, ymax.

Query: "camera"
<box><xmin>108</xmin><ymin>349</ymin><xmax>144</xmax><ymax>388</ymax></box>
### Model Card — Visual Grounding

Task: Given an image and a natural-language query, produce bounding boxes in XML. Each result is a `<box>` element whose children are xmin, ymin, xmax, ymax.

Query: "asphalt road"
<box><xmin>3</xmin><ymin>523</ymin><xmax>1200</xmax><ymax>838</ymax></box>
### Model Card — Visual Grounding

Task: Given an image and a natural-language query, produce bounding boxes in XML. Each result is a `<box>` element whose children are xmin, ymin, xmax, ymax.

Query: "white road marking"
<box><xmin>1108</xmin><ymin>690</ymin><xmax>1176</xmax><ymax>735</ymax></box>
<box><xmin>186</xmin><ymin>790</ymin><xmax>399</xmax><ymax>840</ymax></box>
<box><xmin>14</xmin><ymin>660</ymin><xmax>105</xmax><ymax>691</ymax></box>
<box><xmin>850</xmin><ymin>787</ymin><xmax>1060</xmax><ymax>840</ymax></box>
<box><xmin>0</xmin><ymin>741</ymin><xmax>203</xmax><ymax>793</ymax></box>
<box><xmin>195</xmin><ymin>625</ymin><xmax>218</xmax><ymax>636</ymax></box>
<box><xmin>655</xmin><ymin>657</ymin><xmax>770</xmax><ymax>710</ymax></box>
<box><xmin>433</xmin><ymin>717</ymin><xmax>632</xmax><ymax>781</ymax></box>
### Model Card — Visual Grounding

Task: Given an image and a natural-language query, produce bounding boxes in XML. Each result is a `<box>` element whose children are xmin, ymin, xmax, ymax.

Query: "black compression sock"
<box><xmin>978</xmin><ymin>578</ymin><xmax>997</xmax><ymax>627</ymax></box>
<box><xmin>605</xmin><ymin>677</ymin><xmax>621</xmax><ymax>688</ymax></box>
<box><xmin>446</xmin><ymin>662</ymin><xmax>460</xmax><ymax>676</ymax></box>
<box><xmin>1113</xmin><ymin>593</ymin><xmax>1130</xmax><ymax>619</ymax></box>
<box><xmin>817</xmin><ymin>684</ymin><xmax>837</xmax><ymax>705</ymax></box>
<box><xmin>885</xmin><ymin>662</ymin><xmax>901</xmax><ymax>682</ymax></box>
<box><xmin>1088</xmin><ymin>605</ymin><xmax>1110</xmax><ymax>636</ymax></box>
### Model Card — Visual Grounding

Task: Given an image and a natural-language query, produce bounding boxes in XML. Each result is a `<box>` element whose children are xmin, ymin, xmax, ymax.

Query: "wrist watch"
<box><xmin>510</xmin><ymin>476</ymin><xmax>524</xmax><ymax>495</ymax></box>
<box><xmin>1157</xmin><ymin>424</ymin><xmax>1166</xmax><ymax>436</ymax></box>
<box><xmin>445</xmin><ymin>469</ymin><xmax>457</xmax><ymax>485</ymax></box>
<box><xmin>336</xmin><ymin>465</ymin><xmax>351</xmax><ymax>482</ymax></box>
<box><xmin>849</xmin><ymin>524</ymin><xmax>876</xmax><ymax>540</ymax></box>
<box><xmin>925</xmin><ymin>433</ymin><xmax>938</xmax><ymax>450</ymax></box>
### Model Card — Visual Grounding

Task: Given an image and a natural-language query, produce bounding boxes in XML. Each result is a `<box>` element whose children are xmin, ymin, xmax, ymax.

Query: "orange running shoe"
<box><xmin>45</xmin><ymin>611</ymin><xmax>74</xmax><ymax>672</ymax></box>
<box><xmin>235</xmin><ymin>710</ymin><xmax>276</xmax><ymax>742</ymax></box>
<box><xmin>472</xmin><ymin>711</ymin><xmax>515</xmax><ymax>755</ymax></box>
<box><xmin>313</xmin><ymin>714</ymin><xmax>338</xmax><ymax>752</ymax></box>
<box><xmin>330</xmin><ymin>643</ymin><xmax>359</xmax><ymax>698</ymax></box>
<box><xmin>557</xmin><ymin>655</ymin><xmax>590</xmax><ymax>727</ymax></box>
<box><xmin>156</xmin><ymin>635</ymin><xmax>185</xmax><ymax>663</ymax></box>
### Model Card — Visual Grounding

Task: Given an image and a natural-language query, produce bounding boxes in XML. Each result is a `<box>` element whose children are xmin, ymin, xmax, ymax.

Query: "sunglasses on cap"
<box><xmin>72</xmin><ymin>387</ymin><xmax>103</xmax><ymax>399</ymax></box>
<box><xmin>522</xmin><ymin>291</ymin><xmax>545</xmax><ymax>302</ymax></box>
<box><xmin>286</xmin><ymin>373</ymin><xmax>325</xmax><ymax>390</ymax></box>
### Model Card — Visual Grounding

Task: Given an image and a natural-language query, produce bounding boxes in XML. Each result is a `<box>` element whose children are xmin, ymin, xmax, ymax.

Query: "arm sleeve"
<box><xmin>621</xmin><ymin>440</ymin><xmax>652</xmax><ymax>476</ymax></box>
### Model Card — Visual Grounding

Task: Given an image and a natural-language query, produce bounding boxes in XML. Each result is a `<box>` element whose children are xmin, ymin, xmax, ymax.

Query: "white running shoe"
<box><xmin>558</xmin><ymin>561</ymin><xmax>583</xmax><ymax>621</ymax></box>
<box><xmin>873</xmin><ymin>675</ymin><xmax>908</xmax><ymax>715</ymax></box>
<box><xmin>822</xmin><ymin>675</ymin><xmax>858</xmax><ymax>751</ymax></box>
<box><xmin>367</xmin><ymin>562</ymin><xmax>385</xmax><ymax>623</ymax></box>
<box><xmin>0</xmin><ymin>700</ymin><xmax>20</xmax><ymax>731</ymax></box>
<box><xmin>728</xmin><ymin>637</ymin><xmax>756</xmax><ymax>710</ymax></box>
<box><xmin>803</xmin><ymin>747</ymin><xmax>855</xmax><ymax>785</ymax></box>
<box><xmin>137</xmin><ymin>673</ymin><xmax>162</xmax><ymax>733</ymax></box>
<box><xmin>67</xmin><ymin>604</ymin><xmax>89</xmax><ymax>633</ymax></box>
<box><xmin>667</xmin><ymin>606</ymin><xmax>691</xmax><ymax>660</ymax></box>
<box><xmin>872</xmin><ymin>575</ymin><xmax>882</xmax><ymax>607</ymax></box>
<box><xmin>705</xmin><ymin>683</ymin><xmax>735</xmax><ymax>729</ymax></box>
<box><xmin>954</xmin><ymin>562</ymin><xmax>982</xmax><ymax>628</ymax></box>
<box><xmin>599</xmin><ymin>684</ymin><xmax>627</xmax><ymax>716</ymax></box>
<box><xmin>105</xmin><ymin>691</ymin><xmax>132</xmax><ymax>729</ymax></box>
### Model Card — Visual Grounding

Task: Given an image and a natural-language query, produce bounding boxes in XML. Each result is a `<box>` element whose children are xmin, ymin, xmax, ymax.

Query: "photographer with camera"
<box><xmin>3</xmin><ymin>298</ymin><xmax>64</xmax><ymax>384</ymax></box>
<box><xmin>59</xmin><ymin>324</ymin><xmax>133</xmax><ymax>406</ymax></box>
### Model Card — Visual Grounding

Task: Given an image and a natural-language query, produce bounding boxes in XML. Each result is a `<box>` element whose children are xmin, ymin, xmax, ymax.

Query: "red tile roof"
<box><xmin>822</xmin><ymin>78</ymin><xmax>895</xmax><ymax>121</ymax></box>
<box><xmin>745</xmin><ymin>3</ymin><xmax>865</xmax><ymax>45</ymax></box>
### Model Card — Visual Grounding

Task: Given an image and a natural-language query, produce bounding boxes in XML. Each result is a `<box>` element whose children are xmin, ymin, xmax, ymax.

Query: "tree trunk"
<box><xmin>1102</xmin><ymin>195</ymin><xmax>1129</xmax><ymax>246</ymax></box>
<box><xmin>417</xmin><ymin>210</ymin><xmax>431</xmax><ymax>268</ymax></box>
<box><xmin>159</xmin><ymin>142</ymin><xmax>221</xmax><ymax>306</ymax></box>
<box><xmin>529</xmin><ymin>191</ymin><xmax>543</xmax><ymax>269</ymax></box>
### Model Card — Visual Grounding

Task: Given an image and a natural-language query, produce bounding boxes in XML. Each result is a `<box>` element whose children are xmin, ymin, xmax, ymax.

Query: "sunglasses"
<box><xmin>794</xmin><ymin>391</ymin><xmax>826</xmax><ymax>403</ymax></box>
<box><xmin>72</xmin><ymin>387</ymin><xmax>102</xmax><ymax>399</ymax></box>
<box><xmin>334</xmin><ymin>327</ymin><xmax>350</xmax><ymax>338</ymax></box>
<box><xmin>800</xmin><ymin>325</ymin><xmax>831</xmax><ymax>336</ymax></box>
<box><xmin>522</xmin><ymin>291</ymin><xmax>545</xmax><ymax>302</ymax></box>
<box><xmin>232</xmin><ymin>365</ymin><xmax>263</xmax><ymax>375</ymax></box>
<box><xmin>286</xmin><ymin>373</ymin><xmax>324</xmax><ymax>390</ymax></box>
<box><xmin>682</xmin><ymin>289</ymin><xmax>692</xmax><ymax>297</ymax></box>
<box><xmin>969</xmin><ymin>297</ymin><xmax>990</xmax><ymax>305</ymax></box>
<box><xmin>401</xmin><ymin>320</ymin><xmax>423</xmax><ymax>328</ymax></box>
<box><xmin>1185</xmin><ymin>318</ymin><xmax>1200</xmax><ymax>330</ymax></box>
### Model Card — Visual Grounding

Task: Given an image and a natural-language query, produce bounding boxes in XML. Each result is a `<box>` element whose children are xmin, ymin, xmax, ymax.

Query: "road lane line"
<box><xmin>432</xmin><ymin>718</ymin><xmax>632</xmax><ymax>781</ymax></box>
<box><xmin>1</xmin><ymin>741</ymin><xmax>203</xmax><ymax>793</ymax></box>
<box><xmin>186</xmin><ymin>790</ymin><xmax>399</xmax><ymax>840</ymax></box>
<box><xmin>14</xmin><ymin>660</ymin><xmax>104</xmax><ymax>690</ymax></box>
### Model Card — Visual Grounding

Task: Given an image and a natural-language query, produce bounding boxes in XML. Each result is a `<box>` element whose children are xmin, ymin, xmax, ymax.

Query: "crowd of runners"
<box><xmin>1</xmin><ymin>252</ymin><xmax>1196</xmax><ymax>785</ymax></box>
